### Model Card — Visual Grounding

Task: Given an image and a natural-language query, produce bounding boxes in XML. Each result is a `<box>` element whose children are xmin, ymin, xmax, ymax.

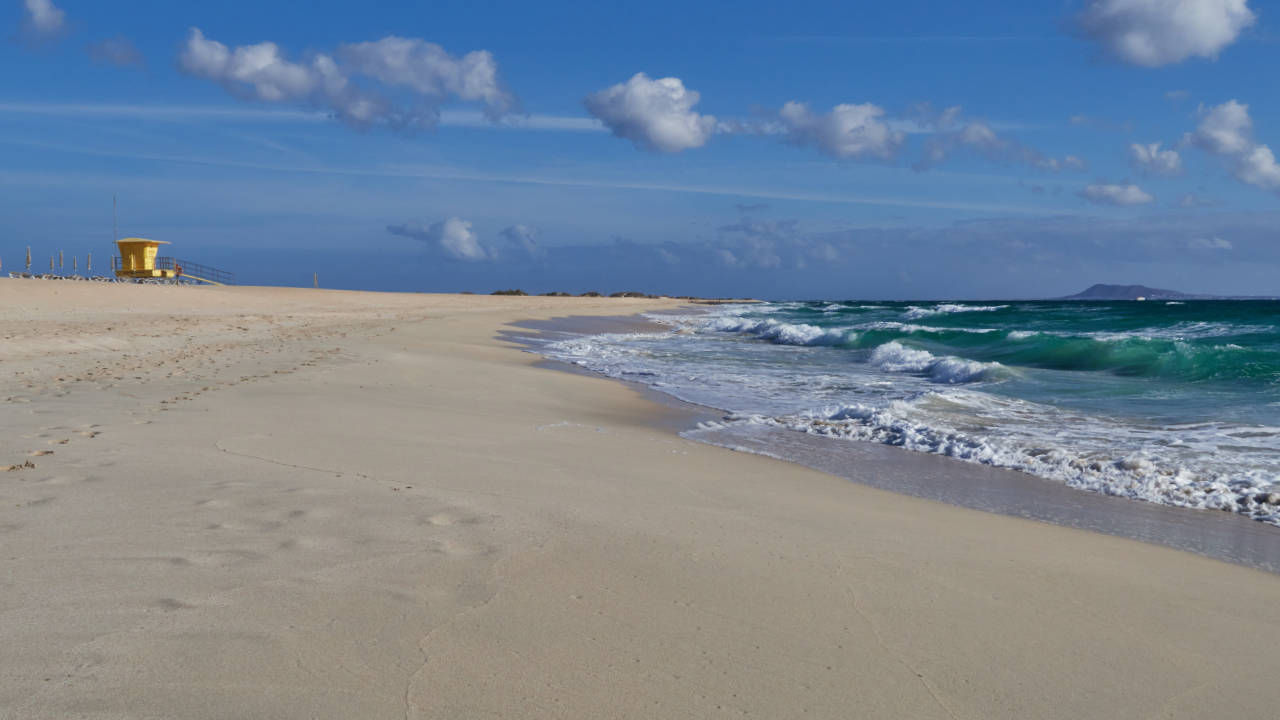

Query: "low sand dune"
<box><xmin>2</xmin><ymin>279</ymin><xmax>1279</xmax><ymax>719</ymax></box>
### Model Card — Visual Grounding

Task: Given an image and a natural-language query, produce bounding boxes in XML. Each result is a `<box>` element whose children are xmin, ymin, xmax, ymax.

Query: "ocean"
<box><xmin>541</xmin><ymin>300</ymin><xmax>1280</xmax><ymax>527</ymax></box>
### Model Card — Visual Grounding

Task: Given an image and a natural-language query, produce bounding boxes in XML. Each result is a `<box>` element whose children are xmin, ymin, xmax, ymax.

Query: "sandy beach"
<box><xmin>3</xmin><ymin>280</ymin><xmax>1280</xmax><ymax>720</ymax></box>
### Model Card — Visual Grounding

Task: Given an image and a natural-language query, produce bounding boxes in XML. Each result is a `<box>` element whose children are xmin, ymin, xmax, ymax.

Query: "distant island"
<box><xmin>1060</xmin><ymin>284</ymin><xmax>1199</xmax><ymax>301</ymax></box>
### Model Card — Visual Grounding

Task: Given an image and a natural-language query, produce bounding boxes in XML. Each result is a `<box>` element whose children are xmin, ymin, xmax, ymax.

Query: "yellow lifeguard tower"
<box><xmin>112</xmin><ymin>238</ymin><xmax>234</xmax><ymax>285</ymax></box>
<box><xmin>114</xmin><ymin>238</ymin><xmax>176</xmax><ymax>280</ymax></box>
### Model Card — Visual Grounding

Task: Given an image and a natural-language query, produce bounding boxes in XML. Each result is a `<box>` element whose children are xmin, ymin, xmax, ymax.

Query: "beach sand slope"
<box><xmin>2</xmin><ymin>281</ymin><xmax>1278</xmax><ymax>719</ymax></box>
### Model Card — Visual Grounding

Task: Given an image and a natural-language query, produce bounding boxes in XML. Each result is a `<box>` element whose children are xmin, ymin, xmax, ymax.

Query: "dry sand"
<box><xmin>2</xmin><ymin>279</ymin><xmax>1279</xmax><ymax>719</ymax></box>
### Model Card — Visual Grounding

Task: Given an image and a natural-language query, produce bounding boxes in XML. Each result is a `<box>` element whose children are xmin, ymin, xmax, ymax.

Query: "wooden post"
<box><xmin>313</xmin><ymin>272</ymin><xmax>318</xmax><ymax>289</ymax></box>
<box><xmin>59</xmin><ymin>250</ymin><xmax>64</xmax><ymax>271</ymax></box>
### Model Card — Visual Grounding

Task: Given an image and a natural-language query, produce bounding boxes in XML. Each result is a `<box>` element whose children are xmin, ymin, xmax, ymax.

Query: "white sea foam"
<box><xmin>868</xmin><ymin>341</ymin><xmax>1004</xmax><ymax>383</ymax></box>
<box><xmin>692</xmin><ymin>397</ymin><xmax>1280</xmax><ymax>526</ymax></box>
<box><xmin>1086</xmin><ymin>321</ymin><xmax>1273</xmax><ymax>342</ymax></box>
<box><xmin>702</xmin><ymin>317</ymin><xmax>852</xmax><ymax>346</ymax></box>
<box><xmin>541</xmin><ymin>301</ymin><xmax>1280</xmax><ymax>528</ymax></box>
<box><xmin>851</xmin><ymin>321</ymin><xmax>998</xmax><ymax>335</ymax></box>
<box><xmin>1000</xmin><ymin>322</ymin><xmax>1272</xmax><ymax>343</ymax></box>
<box><xmin>902</xmin><ymin>304</ymin><xmax>1008</xmax><ymax>320</ymax></box>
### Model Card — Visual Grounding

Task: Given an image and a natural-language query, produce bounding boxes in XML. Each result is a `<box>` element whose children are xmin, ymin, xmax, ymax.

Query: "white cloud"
<box><xmin>915</xmin><ymin>114</ymin><xmax>1079</xmax><ymax>171</ymax></box>
<box><xmin>1235</xmin><ymin>144</ymin><xmax>1280</xmax><ymax>189</ymax></box>
<box><xmin>1189</xmin><ymin>100</ymin><xmax>1280</xmax><ymax>193</ymax></box>
<box><xmin>959</xmin><ymin>122</ymin><xmax>1000</xmax><ymax>148</ymax></box>
<box><xmin>1191</xmin><ymin>99</ymin><xmax>1253</xmax><ymax>155</ymax></box>
<box><xmin>1165</xmin><ymin>89</ymin><xmax>1191</xmax><ymax>103</ymax></box>
<box><xmin>1189</xmin><ymin>236</ymin><xmax>1232</xmax><ymax>250</ymax></box>
<box><xmin>178</xmin><ymin>29</ymin><xmax>366</xmax><ymax>120</ymax></box>
<box><xmin>1078</xmin><ymin>0</ymin><xmax>1256</xmax><ymax>67</ymax></box>
<box><xmin>500</xmin><ymin>224</ymin><xmax>545</xmax><ymax>259</ymax></box>
<box><xmin>178</xmin><ymin>28</ymin><xmax>516</xmax><ymax>130</ymax></box>
<box><xmin>1079</xmin><ymin>183</ymin><xmax>1155</xmax><ymax>205</ymax></box>
<box><xmin>584</xmin><ymin>73</ymin><xmax>716</xmax><ymax>153</ymax></box>
<box><xmin>1129</xmin><ymin>142</ymin><xmax>1182</xmax><ymax>175</ymax></box>
<box><xmin>338</xmin><ymin>38</ymin><xmax>517</xmax><ymax>120</ymax></box>
<box><xmin>433</xmin><ymin>218</ymin><xmax>488</xmax><ymax>261</ymax></box>
<box><xmin>394</xmin><ymin>217</ymin><xmax>489</xmax><ymax>261</ymax></box>
<box><xmin>22</xmin><ymin>0</ymin><xmax>64</xmax><ymax>36</ymax></box>
<box><xmin>777</xmin><ymin>101</ymin><xmax>904</xmax><ymax>160</ymax></box>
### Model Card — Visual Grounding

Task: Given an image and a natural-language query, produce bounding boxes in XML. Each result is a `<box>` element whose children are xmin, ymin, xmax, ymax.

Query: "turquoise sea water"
<box><xmin>544</xmin><ymin>300</ymin><xmax>1280</xmax><ymax>525</ymax></box>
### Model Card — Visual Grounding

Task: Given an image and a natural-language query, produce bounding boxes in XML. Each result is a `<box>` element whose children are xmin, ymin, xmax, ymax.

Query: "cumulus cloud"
<box><xmin>500</xmin><ymin>224</ymin><xmax>546</xmax><ymax>259</ymax></box>
<box><xmin>22</xmin><ymin>0</ymin><xmax>64</xmax><ymax>36</ymax></box>
<box><xmin>776</xmin><ymin>101</ymin><xmax>904</xmax><ymax>160</ymax></box>
<box><xmin>1191</xmin><ymin>99</ymin><xmax>1253</xmax><ymax>154</ymax></box>
<box><xmin>1235</xmin><ymin>144</ymin><xmax>1280</xmax><ymax>190</ymax></box>
<box><xmin>178</xmin><ymin>28</ymin><xmax>516</xmax><ymax>130</ymax></box>
<box><xmin>388</xmin><ymin>218</ymin><xmax>490</xmax><ymax>261</ymax></box>
<box><xmin>88</xmin><ymin>37</ymin><xmax>144</xmax><ymax>67</ymax></box>
<box><xmin>338</xmin><ymin>38</ymin><xmax>517</xmax><ymax>120</ymax></box>
<box><xmin>1079</xmin><ymin>183</ymin><xmax>1155</xmax><ymax>205</ymax></box>
<box><xmin>1129</xmin><ymin>142</ymin><xmax>1182</xmax><ymax>175</ymax></box>
<box><xmin>1190</xmin><ymin>100</ymin><xmax>1280</xmax><ymax>192</ymax></box>
<box><xmin>1077</xmin><ymin>0</ymin><xmax>1256</xmax><ymax>67</ymax></box>
<box><xmin>915</xmin><ymin>111</ymin><xmax>1080</xmax><ymax>171</ymax></box>
<box><xmin>583</xmin><ymin>73</ymin><xmax>716</xmax><ymax>153</ymax></box>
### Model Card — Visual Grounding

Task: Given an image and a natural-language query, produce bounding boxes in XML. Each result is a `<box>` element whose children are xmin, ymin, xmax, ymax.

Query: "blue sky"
<box><xmin>2</xmin><ymin>0</ymin><xmax>1278</xmax><ymax>298</ymax></box>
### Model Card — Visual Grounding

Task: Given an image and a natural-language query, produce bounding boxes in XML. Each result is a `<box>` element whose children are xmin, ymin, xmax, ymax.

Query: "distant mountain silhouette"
<box><xmin>1060</xmin><ymin>284</ymin><xmax>1197</xmax><ymax>300</ymax></box>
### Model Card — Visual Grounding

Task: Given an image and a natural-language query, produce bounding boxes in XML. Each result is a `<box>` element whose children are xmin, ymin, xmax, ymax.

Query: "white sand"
<box><xmin>2</xmin><ymin>280</ymin><xmax>1279</xmax><ymax>719</ymax></box>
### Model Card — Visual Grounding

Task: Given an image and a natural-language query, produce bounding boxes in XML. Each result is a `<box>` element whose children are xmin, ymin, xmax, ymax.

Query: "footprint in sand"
<box><xmin>29</xmin><ymin>450</ymin><xmax>53</xmax><ymax>457</ymax></box>
<box><xmin>424</xmin><ymin>512</ymin><xmax>458</xmax><ymax>526</ymax></box>
<box><xmin>432</xmin><ymin>538</ymin><xmax>491</xmax><ymax>557</ymax></box>
<box><xmin>420</xmin><ymin>510</ymin><xmax>484</xmax><ymax>527</ymax></box>
<box><xmin>35</xmin><ymin>475</ymin><xmax>81</xmax><ymax>486</ymax></box>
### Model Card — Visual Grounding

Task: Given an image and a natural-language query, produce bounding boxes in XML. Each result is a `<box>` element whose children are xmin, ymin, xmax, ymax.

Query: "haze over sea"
<box><xmin>546</xmin><ymin>299</ymin><xmax>1280</xmax><ymax>525</ymax></box>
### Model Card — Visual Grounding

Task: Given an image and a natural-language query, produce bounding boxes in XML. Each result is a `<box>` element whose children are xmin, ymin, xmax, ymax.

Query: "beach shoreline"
<box><xmin>513</xmin><ymin>311</ymin><xmax>1280</xmax><ymax>574</ymax></box>
<box><xmin>3</xmin><ymin>280</ymin><xmax>1280</xmax><ymax>719</ymax></box>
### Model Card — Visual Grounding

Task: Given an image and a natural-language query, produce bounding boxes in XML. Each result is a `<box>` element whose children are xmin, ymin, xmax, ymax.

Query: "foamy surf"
<box><xmin>544</xmin><ymin>299</ymin><xmax>1280</xmax><ymax>526</ymax></box>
